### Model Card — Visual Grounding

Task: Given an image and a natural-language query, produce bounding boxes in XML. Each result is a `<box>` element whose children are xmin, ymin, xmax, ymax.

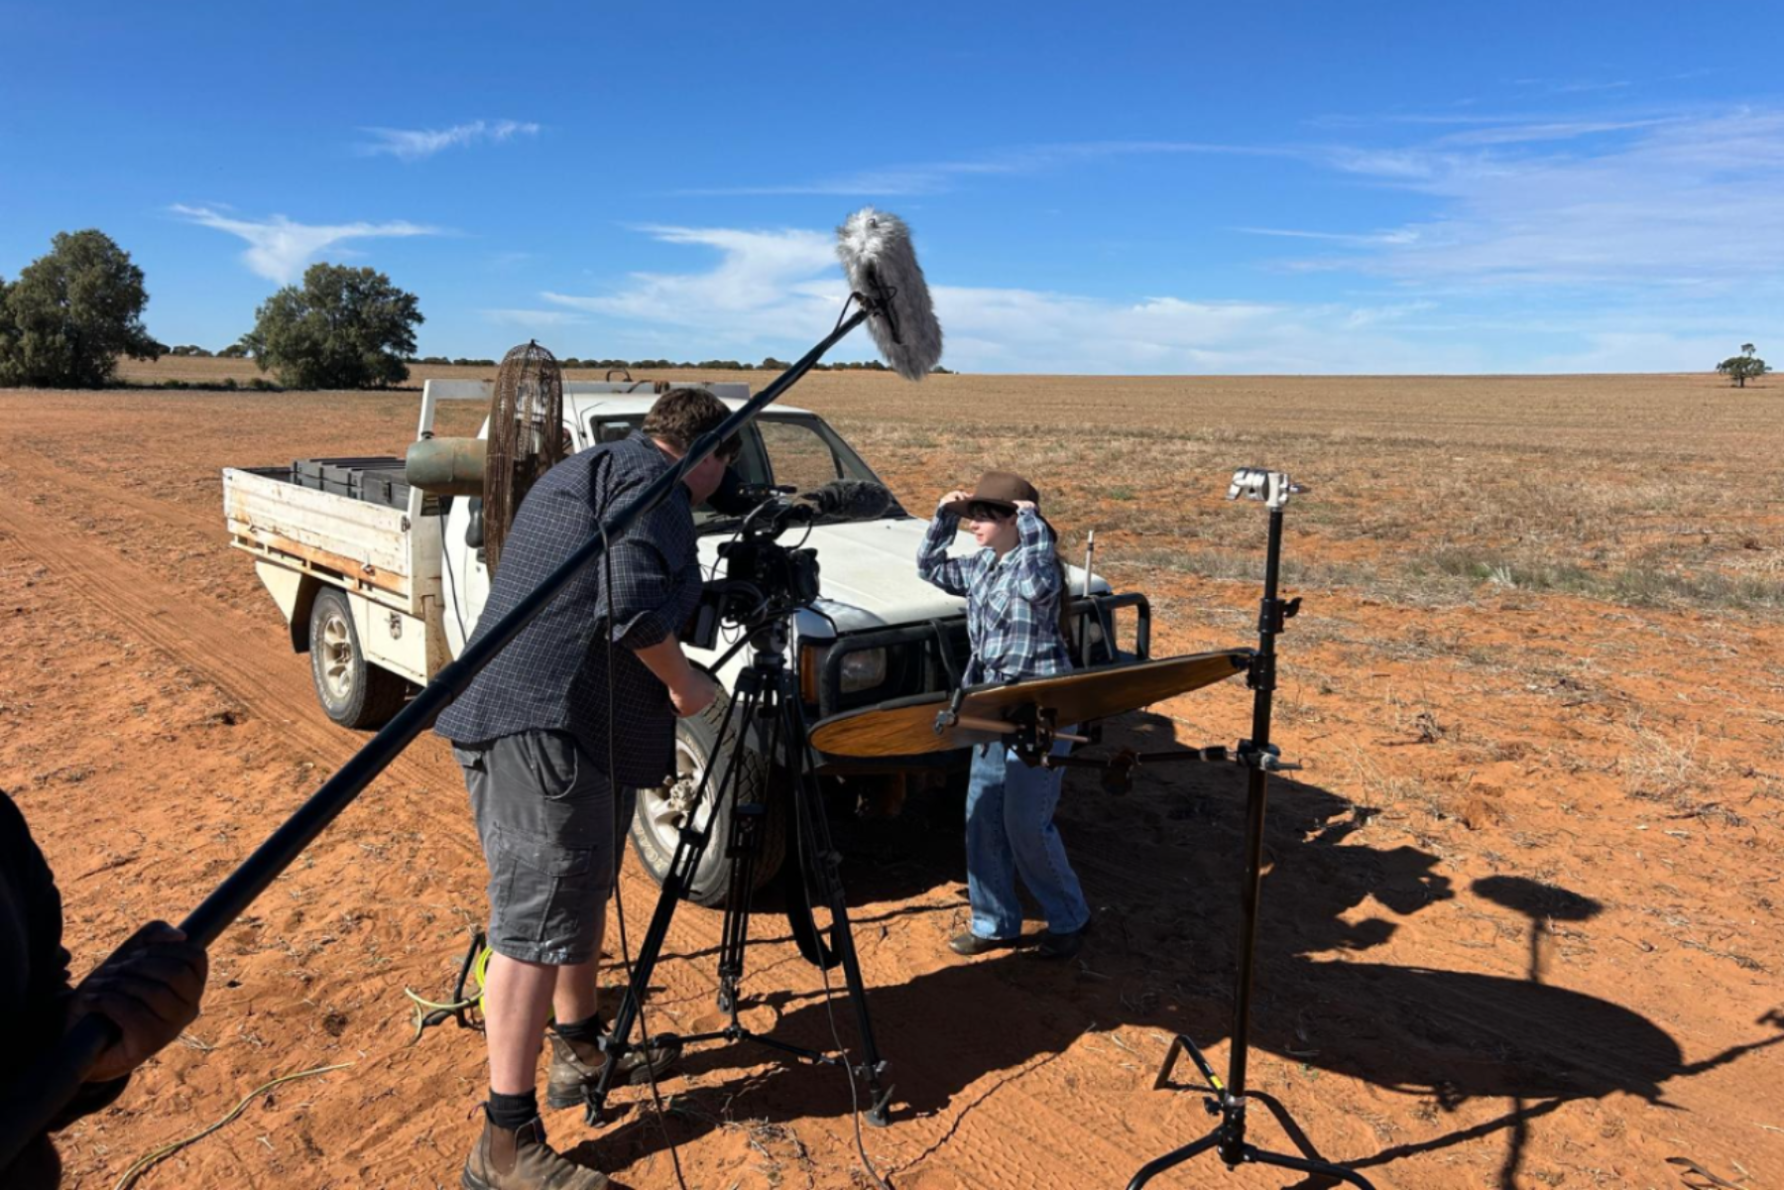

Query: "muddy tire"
<box><xmin>629</xmin><ymin>691</ymin><xmax>787</xmax><ymax>907</ymax></box>
<box><xmin>307</xmin><ymin>588</ymin><xmax>408</xmax><ymax>730</ymax></box>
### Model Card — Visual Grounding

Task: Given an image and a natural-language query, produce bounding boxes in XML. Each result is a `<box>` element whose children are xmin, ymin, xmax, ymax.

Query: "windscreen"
<box><xmin>589</xmin><ymin>412</ymin><xmax>889</xmax><ymax>531</ymax></box>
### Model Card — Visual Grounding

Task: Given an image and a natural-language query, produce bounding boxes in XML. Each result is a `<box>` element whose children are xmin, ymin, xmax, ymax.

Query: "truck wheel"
<box><xmin>308</xmin><ymin>589</ymin><xmax>408</xmax><ymax>730</ymax></box>
<box><xmin>630</xmin><ymin>692</ymin><xmax>787</xmax><ymax>907</ymax></box>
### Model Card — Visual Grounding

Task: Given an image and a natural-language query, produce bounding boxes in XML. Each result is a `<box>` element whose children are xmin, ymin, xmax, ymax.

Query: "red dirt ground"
<box><xmin>1</xmin><ymin>375</ymin><xmax>1778</xmax><ymax>1190</ymax></box>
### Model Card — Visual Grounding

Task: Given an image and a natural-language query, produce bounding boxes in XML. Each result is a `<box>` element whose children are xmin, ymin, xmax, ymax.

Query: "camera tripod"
<box><xmin>580</xmin><ymin>613</ymin><xmax>894</xmax><ymax>1128</ymax></box>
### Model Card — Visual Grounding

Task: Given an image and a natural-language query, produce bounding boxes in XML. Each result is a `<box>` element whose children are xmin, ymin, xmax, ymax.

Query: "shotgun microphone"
<box><xmin>835</xmin><ymin>208</ymin><xmax>944</xmax><ymax>381</ymax></box>
<box><xmin>797</xmin><ymin>478</ymin><xmax>896</xmax><ymax>521</ymax></box>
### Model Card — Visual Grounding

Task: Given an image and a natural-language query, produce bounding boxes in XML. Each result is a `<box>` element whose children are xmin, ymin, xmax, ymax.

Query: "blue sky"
<box><xmin>2</xmin><ymin>1</ymin><xmax>1779</xmax><ymax>374</ymax></box>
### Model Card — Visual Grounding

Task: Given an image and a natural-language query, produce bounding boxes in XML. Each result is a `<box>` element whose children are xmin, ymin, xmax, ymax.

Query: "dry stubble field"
<box><xmin>2</xmin><ymin>359</ymin><xmax>1780</xmax><ymax>1190</ymax></box>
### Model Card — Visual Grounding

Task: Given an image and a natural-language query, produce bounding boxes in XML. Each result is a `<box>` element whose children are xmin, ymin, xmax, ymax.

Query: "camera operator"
<box><xmin>435</xmin><ymin>388</ymin><xmax>735</xmax><ymax>1190</ymax></box>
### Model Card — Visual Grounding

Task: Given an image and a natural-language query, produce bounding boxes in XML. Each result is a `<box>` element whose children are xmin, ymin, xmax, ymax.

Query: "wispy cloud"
<box><xmin>1240</xmin><ymin>226</ymin><xmax>1423</xmax><ymax>246</ymax></box>
<box><xmin>482</xmin><ymin>308</ymin><xmax>587</xmax><ymax>327</ymax></box>
<box><xmin>515</xmin><ymin>102</ymin><xmax>1781</xmax><ymax>373</ymax></box>
<box><xmin>1549</xmin><ymin>79</ymin><xmax>1632</xmax><ymax>95</ymax></box>
<box><xmin>1269</xmin><ymin>108</ymin><xmax>1784</xmax><ymax>290</ymax></box>
<box><xmin>357</xmin><ymin>119</ymin><xmax>539</xmax><ymax>162</ymax></box>
<box><xmin>171</xmin><ymin>204</ymin><xmax>442</xmax><ymax>283</ymax></box>
<box><xmin>676</xmin><ymin>141</ymin><xmax>1286</xmax><ymax>197</ymax></box>
<box><xmin>1434</xmin><ymin>117</ymin><xmax>1676</xmax><ymax>146</ymax></box>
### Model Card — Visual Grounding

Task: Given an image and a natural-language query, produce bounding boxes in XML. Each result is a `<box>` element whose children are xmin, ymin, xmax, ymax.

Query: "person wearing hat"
<box><xmin>918</xmin><ymin>472</ymin><xmax>1090</xmax><ymax>960</ymax></box>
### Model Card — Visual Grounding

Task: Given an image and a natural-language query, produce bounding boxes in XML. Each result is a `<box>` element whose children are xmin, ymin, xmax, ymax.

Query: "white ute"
<box><xmin>223</xmin><ymin>379</ymin><xmax>1152</xmax><ymax>901</ymax></box>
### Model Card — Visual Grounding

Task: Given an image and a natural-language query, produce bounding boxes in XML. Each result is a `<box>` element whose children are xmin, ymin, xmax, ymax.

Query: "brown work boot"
<box><xmin>546</xmin><ymin>1027</ymin><xmax>681</xmax><ymax>1108</ymax></box>
<box><xmin>461</xmin><ymin>1115</ymin><xmax>606</xmax><ymax>1190</ymax></box>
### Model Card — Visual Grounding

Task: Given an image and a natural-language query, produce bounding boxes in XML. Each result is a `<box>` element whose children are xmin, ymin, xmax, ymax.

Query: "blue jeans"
<box><xmin>965</xmin><ymin>733</ymin><xmax>1091</xmax><ymax>939</ymax></box>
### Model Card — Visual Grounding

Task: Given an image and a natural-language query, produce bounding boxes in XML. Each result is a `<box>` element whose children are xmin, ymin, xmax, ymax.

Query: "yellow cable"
<box><xmin>110</xmin><ymin>1062</ymin><xmax>353</xmax><ymax>1190</ymax></box>
<box><xmin>472</xmin><ymin>943</ymin><xmax>492</xmax><ymax>1012</ymax></box>
<box><xmin>402</xmin><ymin>943</ymin><xmax>494</xmax><ymax>1043</ymax></box>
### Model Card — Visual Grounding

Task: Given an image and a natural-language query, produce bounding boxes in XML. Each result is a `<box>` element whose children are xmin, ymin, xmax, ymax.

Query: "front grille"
<box><xmin>815</xmin><ymin>593</ymin><xmax>1151</xmax><ymax>717</ymax></box>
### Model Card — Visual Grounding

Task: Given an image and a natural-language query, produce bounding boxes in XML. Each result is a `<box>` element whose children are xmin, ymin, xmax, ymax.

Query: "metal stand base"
<box><xmin>1127</xmin><ymin>1035</ymin><xmax>1376</xmax><ymax>1189</ymax></box>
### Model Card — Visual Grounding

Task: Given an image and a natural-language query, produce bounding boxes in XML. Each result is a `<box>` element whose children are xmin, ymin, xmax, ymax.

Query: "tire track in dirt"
<box><xmin>0</xmin><ymin>493</ymin><xmax>455</xmax><ymax>818</ymax></box>
<box><xmin>0</xmin><ymin>450</ymin><xmax>743</xmax><ymax>959</ymax></box>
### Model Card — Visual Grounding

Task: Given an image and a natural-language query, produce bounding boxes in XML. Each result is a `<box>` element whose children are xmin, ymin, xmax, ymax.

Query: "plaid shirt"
<box><xmin>918</xmin><ymin>508</ymin><xmax>1072</xmax><ymax>683</ymax></box>
<box><xmin>435</xmin><ymin>434</ymin><xmax>701</xmax><ymax>787</ymax></box>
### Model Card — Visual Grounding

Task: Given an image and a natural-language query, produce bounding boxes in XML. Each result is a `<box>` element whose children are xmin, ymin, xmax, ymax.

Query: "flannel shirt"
<box><xmin>435</xmin><ymin>434</ymin><xmax>702</xmax><ymax>787</ymax></box>
<box><xmin>917</xmin><ymin>507</ymin><xmax>1072</xmax><ymax>683</ymax></box>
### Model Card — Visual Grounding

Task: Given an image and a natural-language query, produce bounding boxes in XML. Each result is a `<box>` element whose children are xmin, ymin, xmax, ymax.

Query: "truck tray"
<box><xmin>293</xmin><ymin>455</ymin><xmax>405</xmax><ymax>498</ymax></box>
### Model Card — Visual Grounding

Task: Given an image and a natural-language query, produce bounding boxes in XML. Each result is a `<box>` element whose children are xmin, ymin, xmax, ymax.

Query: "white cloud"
<box><xmin>171</xmin><ymin>205</ymin><xmax>442</xmax><ymax>283</ymax></box>
<box><xmin>482</xmin><ymin>308</ymin><xmax>586</xmax><ymax>327</ymax></box>
<box><xmin>539</xmin><ymin>223</ymin><xmax>1486</xmax><ymax>374</ymax></box>
<box><xmin>1240</xmin><ymin>226</ymin><xmax>1423</xmax><ymax>246</ymax></box>
<box><xmin>1433</xmin><ymin>117</ymin><xmax>1676</xmax><ymax>146</ymax></box>
<box><xmin>544</xmin><ymin>225</ymin><xmax>845</xmax><ymax>334</ymax></box>
<box><xmin>1550</xmin><ymin>79</ymin><xmax>1632</xmax><ymax>95</ymax></box>
<box><xmin>1282</xmin><ymin>109</ymin><xmax>1784</xmax><ymax>290</ymax></box>
<box><xmin>930</xmin><ymin>288</ymin><xmax>1476</xmax><ymax>373</ymax></box>
<box><xmin>677</xmin><ymin>141</ymin><xmax>1285</xmax><ymax>197</ymax></box>
<box><xmin>529</xmin><ymin>103</ymin><xmax>1783</xmax><ymax>375</ymax></box>
<box><xmin>358</xmin><ymin>119</ymin><xmax>539</xmax><ymax>162</ymax></box>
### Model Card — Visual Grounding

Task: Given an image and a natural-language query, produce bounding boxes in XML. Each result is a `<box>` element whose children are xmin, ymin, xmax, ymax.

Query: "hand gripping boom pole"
<box><xmin>0</xmin><ymin>206</ymin><xmax>940</xmax><ymax>1167</ymax></box>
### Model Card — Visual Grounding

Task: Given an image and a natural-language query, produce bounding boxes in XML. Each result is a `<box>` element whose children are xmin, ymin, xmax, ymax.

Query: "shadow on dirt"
<box><xmin>587</xmin><ymin>709</ymin><xmax>1782</xmax><ymax>1188</ymax></box>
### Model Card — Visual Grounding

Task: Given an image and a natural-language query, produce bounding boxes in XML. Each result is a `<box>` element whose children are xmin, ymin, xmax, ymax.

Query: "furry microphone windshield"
<box><xmin>835</xmin><ymin>208</ymin><xmax>944</xmax><ymax>381</ymax></box>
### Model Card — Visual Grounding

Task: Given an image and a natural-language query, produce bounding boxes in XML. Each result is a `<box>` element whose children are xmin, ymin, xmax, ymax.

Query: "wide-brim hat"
<box><xmin>942</xmin><ymin>471</ymin><xmax>1042</xmax><ymax>519</ymax></box>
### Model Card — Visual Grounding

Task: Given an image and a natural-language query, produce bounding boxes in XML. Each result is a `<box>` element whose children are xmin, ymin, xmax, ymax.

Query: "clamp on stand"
<box><xmin>934</xmin><ymin>685</ymin><xmax>1088</xmax><ymax>767</ymax></box>
<box><xmin>1120</xmin><ymin>468</ymin><xmax>1376</xmax><ymax>1190</ymax></box>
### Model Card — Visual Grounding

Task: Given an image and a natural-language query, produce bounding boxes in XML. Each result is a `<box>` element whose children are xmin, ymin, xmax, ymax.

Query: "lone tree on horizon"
<box><xmin>244</xmin><ymin>262</ymin><xmax>422</xmax><ymax>389</ymax></box>
<box><xmin>0</xmin><ymin>229</ymin><xmax>162</xmax><ymax>387</ymax></box>
<box><xmin>1716</xmin><ymin>342</ymin><xmax>1770</xmax><ymax>388</ymax></box>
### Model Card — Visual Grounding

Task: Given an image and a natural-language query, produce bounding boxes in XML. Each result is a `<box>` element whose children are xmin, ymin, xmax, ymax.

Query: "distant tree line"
<box><xmin>0</xmin><ymin>227</ymin><xmax>956</xmax><ymax>390</ymax></box>
<box><xmin>0</xmin><ymin>230</ymin><xmax>425</xmax><ymax>389</ymax></box>
<box><xmin>404</xmin><ymin>355</ymin><xmax>953</xmax><ymax>374</ymax></box>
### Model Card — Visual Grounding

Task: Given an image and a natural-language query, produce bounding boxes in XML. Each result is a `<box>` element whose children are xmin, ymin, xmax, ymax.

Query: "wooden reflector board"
<box><xmin>810</xmin><ymin>650</ymin><xmax>1253</xmax><ymax>759</ymax></box>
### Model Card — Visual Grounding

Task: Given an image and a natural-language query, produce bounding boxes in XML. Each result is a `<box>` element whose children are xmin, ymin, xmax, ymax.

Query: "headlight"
<box><xmin>798</xmin><ymin>643</ymin><xmax>890</xmax><ymax>703</ymax></box>
<box><xmin>839</xmin><ymin>648</ymin><xmax>888</xmax><ymax>693</ymax></box>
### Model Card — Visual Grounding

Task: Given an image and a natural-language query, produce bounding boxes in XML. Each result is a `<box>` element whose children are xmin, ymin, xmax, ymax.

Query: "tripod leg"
<box><xmin>781</xmin><ymin>695</ymin><xmax>895</xmax><ymax>1126</ymax></box>
<box><xmin>715</xmin><ymin>800</ymin><xmax>764</xmax><ymax>1016</ymax></box>
<box><xmin>1243</xmin><ymin>1146</ymin><xmax>1379</xmax><ymax>1189</ymax></box>
<box><xmin>585</xmin><ymin>687</ymin><xmax>751</xmax><ymax>1125</ymax></box>
<box><xmin>715</xmin><ymin>682</ymin><xmax>774</xmax><ymax>1016</ymax></box>
<box><xmin>1125</xmin><ymin>1130</ymin><xmax>1221</xmax><ymax>1190</ymax></box>
<box><xmin>1152</xmin><ymin>1032</ymin><xmax>1224</xmax><ymax>1092</ymax></box>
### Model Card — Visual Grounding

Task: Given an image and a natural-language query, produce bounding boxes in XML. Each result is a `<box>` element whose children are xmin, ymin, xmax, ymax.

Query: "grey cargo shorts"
<box><xmin>453</xmin><ymin>730</ymin><xmax>636</xmax><ymax>965</ymax></box>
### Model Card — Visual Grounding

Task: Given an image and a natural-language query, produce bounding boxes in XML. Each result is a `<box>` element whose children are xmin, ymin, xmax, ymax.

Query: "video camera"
<box><xmin>684</xmin><ymin>477</ymin><xmax>896</xmax><ymax>649</ymax></box>
<box><xmin>686</xmin><ymin>491</ymin><xmax>822</xmax><ymax>649</ymax></box>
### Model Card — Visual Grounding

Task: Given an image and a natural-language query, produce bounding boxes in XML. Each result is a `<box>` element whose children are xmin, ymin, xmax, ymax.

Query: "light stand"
<box><xmin>1123</xmin><ymin>468</ymin><xmax>1376</xmax><ymax>1190</ymax></box>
